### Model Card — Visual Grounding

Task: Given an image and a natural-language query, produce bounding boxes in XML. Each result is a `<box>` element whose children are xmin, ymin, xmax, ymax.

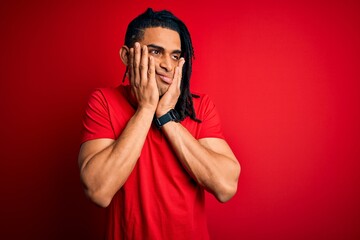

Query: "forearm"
<box><xmin>161</xmin><ymin>121</ymin><xmax>240</xmax><ymax>202</ymax></box>
<box><xmin>80</xmin><ymin>108</ymin><xmax>154</xmax><ymax>207</ymax></box>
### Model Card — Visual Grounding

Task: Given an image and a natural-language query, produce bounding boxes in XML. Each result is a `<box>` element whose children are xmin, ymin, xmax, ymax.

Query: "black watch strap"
<box><xmin>154</xmin><ymin>109</ymin><xmax>180</xmax><ymax>128</ymax></box>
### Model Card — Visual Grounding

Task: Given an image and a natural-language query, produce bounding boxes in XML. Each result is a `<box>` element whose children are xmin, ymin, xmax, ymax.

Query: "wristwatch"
<box><xmin>154</xmin><ymin>109</ymin><xmax>180</xmax><ymax>128</ymax></box>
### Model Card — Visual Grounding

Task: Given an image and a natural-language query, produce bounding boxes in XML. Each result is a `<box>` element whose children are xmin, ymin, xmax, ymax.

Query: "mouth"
<box><xmin>157</xmin><ymin>73</ymin><xmax>173</xmax><ymax>84</ymax></box>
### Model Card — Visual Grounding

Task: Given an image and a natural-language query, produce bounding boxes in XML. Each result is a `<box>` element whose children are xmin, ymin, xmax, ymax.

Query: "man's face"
<box><xmin>138</xmin><ymin>27</ymin><xmax>182</xmax><ymax>96</ymax></box>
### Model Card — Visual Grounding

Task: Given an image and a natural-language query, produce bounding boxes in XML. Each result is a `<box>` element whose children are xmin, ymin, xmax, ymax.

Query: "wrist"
<box><xmin>154</xmin><ymin>109</ymin><xmax>180</xmax><ymax>128</ymax></box>
<box><xmin>155</xmin><ymin>108</ymin><xmax>172</xmax><ymax>118</ymax></box>
<box><xmin>136</xmin><ymin>106</ymin><xmax>156</xmax><ymax>117</ymax></box>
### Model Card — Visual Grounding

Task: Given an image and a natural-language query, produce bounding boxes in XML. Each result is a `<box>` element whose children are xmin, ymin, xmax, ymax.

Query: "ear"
<box><xmin>119</xmin><ymin>45</ymin><xmax>130</xmax><ymax>65</ymax></box>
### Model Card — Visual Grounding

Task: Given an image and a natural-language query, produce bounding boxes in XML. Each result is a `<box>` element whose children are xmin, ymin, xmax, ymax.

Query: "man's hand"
<box><xmin>156</xmin><ymin>58</ymin><xmax>185</xmax><ymax>117</ymax></box>
<box><xmin>129</xmin><ymin>42</ymin><xmax>159</xmax><ymax>113</ymax></box>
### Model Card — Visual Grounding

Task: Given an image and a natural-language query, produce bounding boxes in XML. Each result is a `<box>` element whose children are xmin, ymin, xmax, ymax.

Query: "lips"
<box><xmin>157</xmin><ymin>74</ymin><xmax>173</xmax><ymax>84</ymax></box>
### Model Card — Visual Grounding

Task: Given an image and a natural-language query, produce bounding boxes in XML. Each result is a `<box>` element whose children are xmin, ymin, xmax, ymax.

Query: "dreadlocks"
<box><xmin>123</xmin><ymin>8</ymin><xmax>200</xmax><ymax>122</ymax></box>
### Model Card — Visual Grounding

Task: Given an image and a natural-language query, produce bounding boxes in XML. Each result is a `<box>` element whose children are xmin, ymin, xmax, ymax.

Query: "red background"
<box><xmin>1</xmin><ymin>0</ymin><xmax>360</xmax><ymax>239</ymax></box>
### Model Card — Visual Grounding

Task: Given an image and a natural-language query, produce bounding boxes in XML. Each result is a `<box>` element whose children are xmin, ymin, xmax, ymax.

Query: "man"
<box><xmin>79</xmin><ymin>8</ymin><xmax>240</xmax><ymax>240</ymax></box>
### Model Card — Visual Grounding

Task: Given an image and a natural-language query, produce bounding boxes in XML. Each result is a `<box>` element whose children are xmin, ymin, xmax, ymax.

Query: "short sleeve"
<box><xmin>80</xmin><ymin>89</ymin><xmax>115</xmax><ymax>144</ymax></box>
<box><xmin>196</xmin><ymin>95</ymin><xmax>225</xmax><ymax>140</ymax></box>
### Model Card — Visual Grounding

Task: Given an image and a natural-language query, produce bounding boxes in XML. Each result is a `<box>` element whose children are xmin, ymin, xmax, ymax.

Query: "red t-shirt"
<box><xmin>81</xmin><ymin>85</ymin><xmax>224</xmax><ymax>240</ymax></box>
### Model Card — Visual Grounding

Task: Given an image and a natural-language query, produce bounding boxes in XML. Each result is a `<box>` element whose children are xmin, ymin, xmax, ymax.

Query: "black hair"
<box><xmin>123</xmin><ymin>8</ymin><xmax>200</xmax><ymax>122</ymax></box>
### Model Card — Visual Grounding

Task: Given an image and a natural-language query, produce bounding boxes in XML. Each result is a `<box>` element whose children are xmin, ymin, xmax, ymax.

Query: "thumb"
<box><xmin>175</xmin><ymin>58</ymin><xmax>185</xmax><ymax>89</ymax></box>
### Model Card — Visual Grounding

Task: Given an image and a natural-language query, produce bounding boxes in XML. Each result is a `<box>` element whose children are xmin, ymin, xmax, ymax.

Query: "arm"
<box><xmin>78</xmin><ymin>108</ymin><xmax>154</xmax><ymax>207</ymax></box>
<box><xmin>78</xmin><ymin>43</ymin><xmax>158</xmax><ymax>207</ymax></box>
<box><xmin>161</xmin><ymin>122</ymin><xmax>240</xmax><ymax>203</ymax></box>
<box><xmin>156</xmin><ymin>57</ymin><xmax>240</xmax><ymax>202</ymax></box>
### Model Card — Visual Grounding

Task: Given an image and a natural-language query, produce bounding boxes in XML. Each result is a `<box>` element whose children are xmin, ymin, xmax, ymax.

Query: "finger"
<box><xmin>140</xmin><ymin>45</ymin><xmax>148</xmax><ymax>85</ymax></box>
<box><xmin>148</xmin><ymin>56</ymin><xmax>156</xmax><ymax>85</ymax></box>
<box><xmin>129</xmin><ymin>47</ymin><xmax>135</xmax><ymax>86</ymax></box>
<box><xmin>172</xmin><ymin>58</ymin><xmax>185</xmax><ymax>90</ymax></box>
<box><xmin>171</xmin><ymin>66</ymin><xmax>180</xmax><ymax>90</ymax></box>
<box><xmin>177</xmin><ymin>58</ymin><xmax>185</xmax><ymax>89</ymax></box>
<box><xmin>133</xmin><ymin>42</ymin><xmax>141</xmax><ymax>87</ymax></box>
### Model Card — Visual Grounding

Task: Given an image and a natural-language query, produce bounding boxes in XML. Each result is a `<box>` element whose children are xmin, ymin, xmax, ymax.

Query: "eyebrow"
<box><xmin>147</xmin><ymin>44</ymin><xmax>182</xmax><ymax>54</ymax></box>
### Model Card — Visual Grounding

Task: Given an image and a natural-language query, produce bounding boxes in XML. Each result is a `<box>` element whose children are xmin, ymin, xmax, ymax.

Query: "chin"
<box><xmin>156</xmin><ymin>78</ymin><xmax>170</xmax><ymax>92</ymax></box>
<box><xmin>158</xmin><ymin>91</ymin><xmax>166</xmax><ymax>98</ymax></box>
<box><xmin>157</xmin><ymin>86</ymin><xmax>169</xmax><ymax>97</ymax></box>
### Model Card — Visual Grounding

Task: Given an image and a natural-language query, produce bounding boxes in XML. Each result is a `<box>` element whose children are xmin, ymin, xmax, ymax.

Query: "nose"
<box><xmin>159</xmin><ymin>55</ymin><xmax>174</xmax><ymax>72</ymax></box>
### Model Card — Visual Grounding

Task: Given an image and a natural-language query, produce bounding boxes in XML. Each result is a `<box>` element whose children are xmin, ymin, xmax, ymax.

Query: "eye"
<box><xmin>149</xmin><ymin>49</ymin><xmax>160</xmax><ymax>55</ymax></box>
<box><xmin>172</xmin><ymin>54</ymin><xmax>181</xmax><ymax>60</ymax></box>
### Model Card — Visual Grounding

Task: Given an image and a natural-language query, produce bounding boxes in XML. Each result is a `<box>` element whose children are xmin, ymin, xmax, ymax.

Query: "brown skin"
<box><xmin>78</xmin><ymin>27</ymin><xmax>240</xmax><ymax>207</ymax></box>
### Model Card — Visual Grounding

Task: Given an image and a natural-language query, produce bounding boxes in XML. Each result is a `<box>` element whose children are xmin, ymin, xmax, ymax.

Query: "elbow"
<box><xmin>215</xmin><ymin>162</ymin><xmax>241</xmax><ymax>203</ymax></box>
<box><xmin>215</xmin><ymin>183</ymin><xmax>238</xmax><ymax>203</ymax></box>
<box><xmin>80</xmin><ymin>170</ymin><xmax>114</xmax><ymax>208</ymax></box>
<box><xmin>81</xmin><ymin>176</ymin><xmax>113</xmax><ymax>208</ymax></box>
<box><xmin>84</xmin><ymin>187</ymin><xmax>112</xmax><ymax>208</ymax></box>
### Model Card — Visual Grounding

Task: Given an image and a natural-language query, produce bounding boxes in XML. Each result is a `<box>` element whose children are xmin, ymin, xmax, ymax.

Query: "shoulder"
<box><xmin>86</xmin><ymin>85</ymin><xmax>127</xmax><ymax>106</ymax></box>
<box><xmin>183</xmin><ymin>91</ymin><xmax>224</xmax><ymax>139</ymax></box>
<box><xmin>191</xmin><ymin>91</ymin><xmax>215</xmax><ymax>112</ymax></box>
<box><xmin>89</xmin><ymin>85</ymin><xmax>123</xmax><ymax>99</ymax></box>
<box><xmin>189</xmin><ymin>91</ymin><xmax>220</xmax><ymax>123</ymax></box>
<box><xmin>191</xmin><ymin>91</ymin><xmax>212</xmax><ymax>106</ymax></box>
